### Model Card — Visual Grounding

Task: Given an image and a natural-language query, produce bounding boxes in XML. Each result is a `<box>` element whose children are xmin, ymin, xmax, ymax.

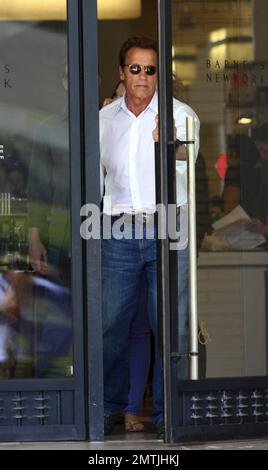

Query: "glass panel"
<box><xmin>172</xmin><ymin>0</ymin><xmax>268</xmax><ymax>378</ymax></box>
<box><xmin>0</xmin><ymin>1</ymin><xmax>73</xmax><ymax>379</ymax></box>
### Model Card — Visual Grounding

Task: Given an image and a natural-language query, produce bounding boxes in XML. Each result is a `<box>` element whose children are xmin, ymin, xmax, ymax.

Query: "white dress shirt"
<box><xmin>100</xmin><ymin>92</ymin><xmax>200</xmax><ymax>215</ymax></box>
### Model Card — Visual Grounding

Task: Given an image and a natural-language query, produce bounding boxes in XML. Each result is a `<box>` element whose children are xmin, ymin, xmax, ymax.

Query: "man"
<box><xmin>100</xmin><ymin>36</ymin><xmax>200</xmax><ymax>435</ymax></box>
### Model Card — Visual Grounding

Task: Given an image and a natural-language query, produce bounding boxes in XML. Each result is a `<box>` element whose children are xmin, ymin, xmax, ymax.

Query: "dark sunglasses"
<box><xmin>123</xmin><ymin>64</ymin><xmax>157</xmax><ymax>76</ymax></box>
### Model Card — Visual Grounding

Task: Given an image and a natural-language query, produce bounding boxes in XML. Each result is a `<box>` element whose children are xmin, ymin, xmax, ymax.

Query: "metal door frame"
<box><xmin>157</xmin><ymin>0</ymin><xmax>268</xmax><ymax>444</ymax></box>
<box><xmin>81</xmin><ymin>0</ymin><xmax>103</xmax><ymax>442</ymax></box>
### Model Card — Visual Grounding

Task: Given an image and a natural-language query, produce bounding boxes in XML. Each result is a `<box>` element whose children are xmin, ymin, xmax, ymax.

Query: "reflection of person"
<box><xmin>28</xmin><ymin>111</ymin><xmax>69</xmax><ymax>277</ymax></box>
<box><xmin>100</xmin><ymin>36</ymin><xmax>199</xmax><ymax>436</ymax></box>
<box><xmin>223</xmin><ymin>136</ymin><xmax>241</xmax><ymax>215</ymax></box>
<box><xmin>5</xmin><ymin>164</ymin><xmax>27</xmax><ymax>199</ymax></box>
<box><xmin>223</xmin><ymin>127</ymin><xmax>268</xmax><ymax>239</ymax></box>
<box><xmin>249</xmin><ymin>123</ymin><xmax>268</xmax><ymax>237</ymax></box>
<box><xmin>1</xmin><ymin>143</ymin><xmax>28</xmax><ymax>198</ymax></box>
<box><xmin>0</xmin><ymin>271</ymin><xmax>72</xmax><ymax>378</ymax></box>
<box><xmin>27</xmin><ymin>64</ymin><xmax>71</xmax><ymax>377</ymax></box>
<box><xmin>28</xmin><ymin>65</ymin><xmax>70</xmax><ymax>281</ymax></box>
<box><xmin>0</xmin><ymin>272</ymin><xmax>18</xmax><ymax>377</ymax></box>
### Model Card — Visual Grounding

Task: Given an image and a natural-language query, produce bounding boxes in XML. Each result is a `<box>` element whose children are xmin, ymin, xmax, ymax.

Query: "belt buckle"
<box><xmin>142</xmin><ymin>212</ymin><xmax>154</xmax><ymax>224</ymax></box>
<box><xmin>135</xmin><ymin>213</ymin><xmax>144</xmax><ymax>224</ymax></box>
<box><xmin>143</xmin><ymin>213</ymin><xmax>150</xmax><ymax>223</ymax></box>
<box><xmin>134</xmin><ymin>213</ymin><xmax>154</xmax><ymax>224</ymax></box>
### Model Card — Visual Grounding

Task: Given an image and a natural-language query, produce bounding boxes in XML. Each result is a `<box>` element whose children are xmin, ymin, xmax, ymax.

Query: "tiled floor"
<box><xmin>1</xmin><ymin>433</ymin><xmax>268</xmax><ymax>450</ymax></box>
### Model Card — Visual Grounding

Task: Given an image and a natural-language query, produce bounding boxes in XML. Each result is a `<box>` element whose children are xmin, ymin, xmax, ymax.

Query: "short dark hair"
<box><xmin>119</xmin><ymin>36</ymin><xmax>158</xmax><ymax>67</ymax></box>
<box><xmin>253</xmin><ymin>123</ymin><xmax>268</xmax><ymax>144</ymax></box>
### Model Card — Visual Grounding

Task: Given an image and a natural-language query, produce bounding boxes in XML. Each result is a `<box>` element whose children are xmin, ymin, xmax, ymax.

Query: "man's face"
<box><xmin>255</xmin><ymin>140</ymin><xmax>268</xmax><ymax>162</ymax></box>
<box><xmin>119</xmin><ymin>47</ymin><xmax>157</xmax><ymax>102</ymax></box>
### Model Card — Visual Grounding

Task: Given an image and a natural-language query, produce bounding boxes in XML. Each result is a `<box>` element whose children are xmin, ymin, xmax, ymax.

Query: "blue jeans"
<box><xmin>102</xmin><ymin>217</ymin><xmax>189</xmax><ymax>425</ymax></box>
<box><xmin>102</xmin><ymin>223</ymin><xmax>164</xmax><ymax>424</ymax></box>
<box><xmin>125</xmin><ymin>277</ymin><xmax>151</xmax><ymax>415</ymax></box>
<box><xmin>125</xmin><ymin>248</ymin><xmax>189</xmax><ymax>415</ymax></box>
<box><xmin>177</xmin><ymin>246</ymin><xmax>189</xmax><ymax>380</ymax></box>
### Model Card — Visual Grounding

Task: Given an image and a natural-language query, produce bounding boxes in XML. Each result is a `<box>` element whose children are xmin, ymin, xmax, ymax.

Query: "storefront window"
<box><xmin>172</xmin><ymin>0</ymin><xmax>268</xmax><ymax>378</ymax></box>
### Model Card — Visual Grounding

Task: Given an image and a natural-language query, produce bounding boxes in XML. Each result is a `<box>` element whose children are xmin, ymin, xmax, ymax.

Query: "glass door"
<box><xmin>158</xmin><ymin>0</ymin><xmax>268</xmax><ymax>442</ymax></box>
<box><xmin>0</xmin><ymin>0</ymin><xmax>93</xmax><ymax>441</ymax></box>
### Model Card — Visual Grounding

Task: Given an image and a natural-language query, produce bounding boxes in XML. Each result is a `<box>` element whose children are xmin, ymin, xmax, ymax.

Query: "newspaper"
<box><xmin>212</xmin><ymin>205</ymin><xmax>265</xmax><ymax>250</ymax></box>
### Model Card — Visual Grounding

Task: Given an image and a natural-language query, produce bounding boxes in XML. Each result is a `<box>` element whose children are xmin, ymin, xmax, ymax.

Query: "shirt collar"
<box><xmin>119</xmin><ymin>93</ymin><xmax>128</xmax><ymax>113</ymax></box>
<box><xmin>118</xmin><ymin>91</ymin><xmax>158</xmax><ymax>116</ymax></box>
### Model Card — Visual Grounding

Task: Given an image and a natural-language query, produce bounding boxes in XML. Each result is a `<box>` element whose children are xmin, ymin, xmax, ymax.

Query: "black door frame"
<box><xmin>156</xmin><ymin>0</ymin><xmax>179</xmax><ymax>444</ymax></box>
<box><xmin>158</xmin><ymin>0</ymin><xmax>268</xmax><ymax>444</ymax></box>
<box><xmin>81</xmin><ymin>0</ymin><xmax>103</xmax><ymax>442</ymax></box>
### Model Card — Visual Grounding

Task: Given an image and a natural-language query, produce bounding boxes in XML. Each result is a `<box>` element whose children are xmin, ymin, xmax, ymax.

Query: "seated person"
<box><xmin>223</xmin><ymin>126</ymin><xmax>268</xmax><ymax>240</ymax></box>
<box><xmin>249</xmin><ymin>123</ymin><xmax>268</xmax><ymax>237</ymax></box>
<box><xmin>223</xmin><ymin>134</ymin><xmax>260</xmax><ymax>216</ymax></box>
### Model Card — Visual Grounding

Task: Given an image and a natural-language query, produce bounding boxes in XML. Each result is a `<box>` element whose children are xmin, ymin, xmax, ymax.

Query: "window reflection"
<box><xmin>171</xmin><ymin>0</ymin><xmax>268</xmax><ymax>251</ymax></box>
<box><xmin>0</xmin><ymin>4</ymin><xmax>72</xmax><ymax>379</ymax></box>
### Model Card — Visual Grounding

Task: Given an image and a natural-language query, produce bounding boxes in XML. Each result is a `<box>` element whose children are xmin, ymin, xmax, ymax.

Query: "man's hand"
<box><xmin>152</xmin><ymin>114</ymin><xmax>186</xmax><ymax>160</ymax></box>
<box><xmin>152</xmin><ymin>115</ymin><xmax>177</xmax><ymax>142</ymax></box>
<box><xmin>28</xmin><ymin>228</ymin><xmax>48</xmax><ymax>274</ymax></box>
<box><xmin>152</xmin><ymin>115</ymin><xmax>159</xmax><ymax>142</ymax></box>
<box><xmin>249</xmin><ymin>218</ymin><xmax>268</xmax><ymax>236</ymax></box>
